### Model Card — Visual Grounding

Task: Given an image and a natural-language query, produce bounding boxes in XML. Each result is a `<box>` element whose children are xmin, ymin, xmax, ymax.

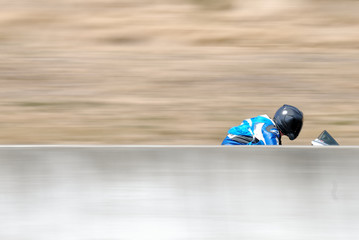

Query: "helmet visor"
<box><xmin>286</xmin><ymin>117</ymin><xmax>303</xmax><ymax>140</ymax></box>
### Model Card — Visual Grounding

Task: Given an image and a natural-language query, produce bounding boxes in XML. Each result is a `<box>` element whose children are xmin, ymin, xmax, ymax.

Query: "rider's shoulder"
<box><xmin>252</xmin><ymin>114</ymin><xmax>272</xmax><ymax>123</ymax></box>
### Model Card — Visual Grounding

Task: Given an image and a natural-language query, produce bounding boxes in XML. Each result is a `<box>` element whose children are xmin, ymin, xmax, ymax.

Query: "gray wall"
<box><xmin>0</xmin><ymin>146</ymin><xmax>359</xmax><ymax>240</ymax></box>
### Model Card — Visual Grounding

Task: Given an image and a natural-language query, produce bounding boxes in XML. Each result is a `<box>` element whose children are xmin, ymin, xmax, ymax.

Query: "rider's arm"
<box><xmin>262</xmin><ymin>126</ymin><xmax>281</xmax><ymax>145</ymax></box>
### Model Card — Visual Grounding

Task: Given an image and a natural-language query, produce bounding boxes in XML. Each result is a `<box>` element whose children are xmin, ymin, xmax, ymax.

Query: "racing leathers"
<box><xmin>221</xmin><ymin>115</ymin><xmax>281</xmax><ymax>145</ymax></box>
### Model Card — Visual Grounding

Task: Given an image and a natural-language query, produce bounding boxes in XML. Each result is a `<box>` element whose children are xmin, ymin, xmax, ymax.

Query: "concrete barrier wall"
<box><xmin>0</xmin><ymin>146</ymin><xmax>359</xmax><ymax>240</ymax></box>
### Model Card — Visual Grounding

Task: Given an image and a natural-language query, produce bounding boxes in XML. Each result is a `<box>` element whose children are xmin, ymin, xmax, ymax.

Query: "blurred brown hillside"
<box><xmin>0</xmin><ymin>0</ymin><xmax>358</xmax><ymax>145</ymax></box>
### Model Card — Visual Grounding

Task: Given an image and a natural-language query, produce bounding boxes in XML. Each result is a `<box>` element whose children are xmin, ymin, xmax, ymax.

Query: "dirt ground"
<box><xmin>0</xmin><ymin>0</ymin><xmax>358</xmax><ymax>145</ymax></box>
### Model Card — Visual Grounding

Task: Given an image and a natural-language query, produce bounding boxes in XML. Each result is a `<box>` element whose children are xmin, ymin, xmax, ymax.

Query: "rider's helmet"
<box><xmin>273</xmin><ymin>104</ymin><xmax>303</xmax><ymax>140</ymax></box>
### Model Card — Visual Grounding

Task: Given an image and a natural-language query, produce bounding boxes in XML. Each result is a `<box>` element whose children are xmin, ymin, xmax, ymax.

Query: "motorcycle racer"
<box><xmin>221</xmin><ymin>104</ymin><xmax>303</xmax><ymax>145</ymax></box>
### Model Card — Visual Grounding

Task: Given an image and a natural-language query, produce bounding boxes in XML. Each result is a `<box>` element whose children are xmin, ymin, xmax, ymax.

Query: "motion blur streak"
<box><xmin>1</xmin><ymin>146</ymin><xmax>359</xmax><ymax>240</ymax></box>
<box><xmin>1</xmin><ymin>0</ymin><xmax>359</xmax><ymax>145</ymax></box>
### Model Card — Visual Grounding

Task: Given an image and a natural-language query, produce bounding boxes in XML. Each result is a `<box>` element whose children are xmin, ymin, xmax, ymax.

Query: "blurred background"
<box><xmin>0</xmin><ymin>0</ymin><xmax>358</xmax><ymax>145</ymax></box>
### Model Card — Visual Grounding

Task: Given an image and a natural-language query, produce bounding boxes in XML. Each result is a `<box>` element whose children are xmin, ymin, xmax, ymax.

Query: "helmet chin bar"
<box><xmin>287</xmin><ymin>133</ymin><xmax>296</xmax><ymax>140</ymax></box>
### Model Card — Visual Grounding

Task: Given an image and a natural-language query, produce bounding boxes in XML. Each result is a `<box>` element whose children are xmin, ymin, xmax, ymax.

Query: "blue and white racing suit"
<box><xmin>221</xmin><ymin>115</ymin><xmax>281</xmax><ymax>145</ymax></box>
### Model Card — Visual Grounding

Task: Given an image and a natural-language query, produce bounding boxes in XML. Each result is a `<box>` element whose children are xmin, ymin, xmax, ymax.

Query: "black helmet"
<box><xmin>273</xmin><ymin>104</ymin><xmax>303</xmax><ymax>140</ymax></box>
